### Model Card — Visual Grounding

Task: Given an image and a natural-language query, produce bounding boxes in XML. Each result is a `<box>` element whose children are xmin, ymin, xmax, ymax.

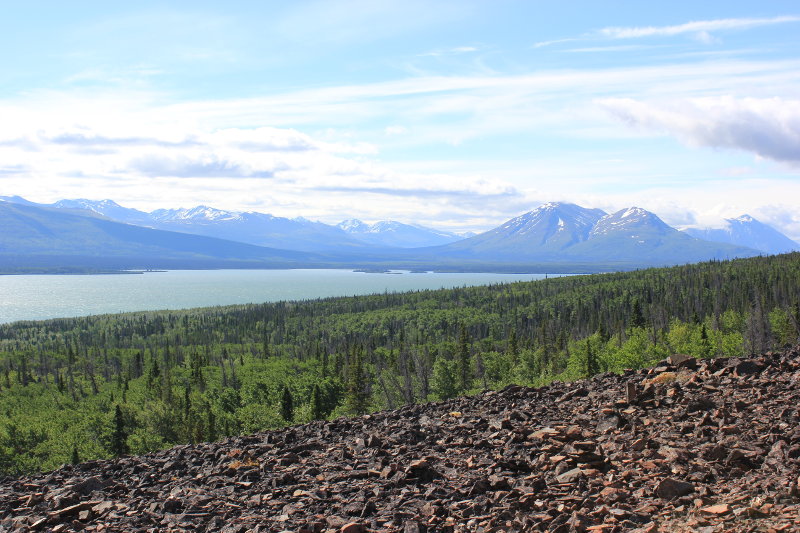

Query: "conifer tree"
<box><xmin>346</xmin><ymin>350</ymin><xmax>369</xmax><ymax>415</ymax></box>
<box><xmin>456</xmin><ymin>325</ymin><xmax>471</xmax><ymax>393</ymax></box>
<box><xmin>630</xmin><ymin>301</ymin><xmax>646</xmax><ymax>329</ymax></box>
<box><xmin>597</xmin><ymin>323</ymin><xmax>609</xmax><ymax>344</ymax></box>
<box><xmin>699</xmin><ymin>323</ymin><xmax>712</xmax><ymax>358</ymax></box>
<box><xmin>310</xmin><ymin>384</ymin><xmax>324</xmax><ymax>420</ymax></box>
<box><xmin>508</xmin><ymin>329</ymin><xmax>519</xmax><ymax>360</ymax></box>
<box><xmin>110</xmin><ymin>405</ymin><xmax>128</xmax><ymax>458</ymax></box>
<box><xmin>586</xmin><ymin>340</ymin><xmax>599</xmax><ymax>377</ymax></box>
<box><xmin>280</xmin><ymin>385</ymin><xmax>294</xmax><ymax>423</ymax></box>
<box><xmin>206</xmin><ymin>407</ymin><xmax>216</xmax><ymax>442</ymax></box>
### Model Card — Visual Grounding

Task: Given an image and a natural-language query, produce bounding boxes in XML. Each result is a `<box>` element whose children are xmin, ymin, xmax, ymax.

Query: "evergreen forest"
<box><xmin>1</xmin><ymin>253</ymin><xmax>799</xmax><ymax>474</ymax></box>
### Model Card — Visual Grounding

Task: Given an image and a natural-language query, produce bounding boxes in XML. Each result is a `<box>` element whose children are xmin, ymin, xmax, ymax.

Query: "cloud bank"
<box><xmin>598</xmin><ymin>96</ymin><xmax>800</xmax><ymax>165</ymax></box>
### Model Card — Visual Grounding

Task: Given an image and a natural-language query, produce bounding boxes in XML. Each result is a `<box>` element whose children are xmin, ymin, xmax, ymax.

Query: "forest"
<box><xmin>1</xmin><ymin>253</ymin><xmax>799</xmax><ymax>474</ymax></box>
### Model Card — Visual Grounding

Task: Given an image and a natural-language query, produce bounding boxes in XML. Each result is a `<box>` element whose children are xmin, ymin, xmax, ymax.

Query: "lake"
<box><xmin>0</xmin><ymin>269</ymin><xmax>557</xmax><ymax>324</ymax></box>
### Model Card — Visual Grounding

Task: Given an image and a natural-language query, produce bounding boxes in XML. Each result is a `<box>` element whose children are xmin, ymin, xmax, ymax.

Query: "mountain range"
<box><xmin>432</xmin><ymin>203</ymin><xmax>764</xmax><ymax>265</ymax></box>
<box><xmin>0</xmin><ymin>201</ymin><xmax>328</xmax><ymax>272</ymax></box>
<box><xmin>1</xmin><ymin>195</ymin><xmax>797</xmax><ymax>272</ymax></box>
<box><xmin>0</xmin><ymin>197</ymin><xmax>462</xmax><ymax>251</ymax></box>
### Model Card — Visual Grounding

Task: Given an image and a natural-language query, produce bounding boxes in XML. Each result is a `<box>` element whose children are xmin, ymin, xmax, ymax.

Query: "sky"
<box><xmin>1</xmin><ymin>1</ymin><xmax>800</xmax><ymax>238</ymax></box>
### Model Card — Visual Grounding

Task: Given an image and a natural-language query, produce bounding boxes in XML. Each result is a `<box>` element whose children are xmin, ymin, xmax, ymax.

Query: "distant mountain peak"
<box><xmin>684</xmin><ymin>213</ymin><xmax>799</xmax><ymax>255</ymax></box>
<box><xmin>620</xmin><ymin>206</ymin><xmax>647</xmax><ymax>218</ymax></box>
<box><xmin>590</xmin><ymin>207</ymin><xmax>671</xmax><ymax>238</ymax></box>
<box><xmin>54</xmin><ymin>198</ymin><xmax>124</xmax><ymax>210</ymax></box>
<box><xmin>150</xmin><ymin>205</ymin><xmax>241</xmax><ymax>222</ymax></box>
<box><xmin>445</xmin><ymin>202</ymin><xmax>607</xmax><ymax>257</ymax></box>
<box><xmin>337</xmin><ymin>219</ymin><xmax>368</xmax><ymax>231</ymax></box>
<box><xmin>338</xmin><ymin>218</ymin><xmax>464</xmax><ymax>248</ymax></box>
<box><xmin>0</xmin><ymin>195</ymin><xmax>37</xmax><ymax>205</ymax></box>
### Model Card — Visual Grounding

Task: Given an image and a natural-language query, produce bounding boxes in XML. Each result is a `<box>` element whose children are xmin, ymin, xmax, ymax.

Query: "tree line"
<box><xmin>1</xmin><ymin>253</ymin><xmax>799</xmax><ymax>474</ymax></box>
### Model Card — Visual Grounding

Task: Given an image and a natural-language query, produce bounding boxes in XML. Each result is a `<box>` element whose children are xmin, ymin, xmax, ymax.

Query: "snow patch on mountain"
<box><xmin>150</xmin><ymin>206</ymin><xmax>242</xmax><ymax>222</ymax></box>
<box><xmin>338</xmin><ymin>219</ymin><xmax>465</xmax><ymax>248</ymax></box>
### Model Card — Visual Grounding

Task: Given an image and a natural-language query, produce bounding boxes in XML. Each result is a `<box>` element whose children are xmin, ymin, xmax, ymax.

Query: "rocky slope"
<box><xmin>3</xmin><ymin>348</ymin><xmax>800</xmax><ymax>532</ymax></box>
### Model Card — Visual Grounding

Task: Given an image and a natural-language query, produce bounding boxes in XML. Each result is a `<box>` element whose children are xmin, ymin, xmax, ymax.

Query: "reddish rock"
<box><xmin>655</xmin><ymin>478</ymin><xmax>695</xmax><ymax>500</ymax></box>
<box><xmin>3</xmin><ymin>346</ymin><xmax>800</xmax><ymax>532</ymax></box>
<box><xmin>341</xmin><ymin>523</ymin><xmax>366</xmax><ymax>533</ymax></box>
<box><xmin>700</xmin><ymin>503</ymin><xmax>731</xmax><ymax>515</ymax></box>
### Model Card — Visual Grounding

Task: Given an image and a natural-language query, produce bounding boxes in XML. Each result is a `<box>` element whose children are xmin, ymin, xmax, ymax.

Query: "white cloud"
<box><xmin>598</xmin><ymin>96</ymin><xmax>800</xmax><ymax>165</ymax></box>
<box><xmin>564</xmin><ymin>45</ymin><xmax>664</xmax><ymax>53</ymax></box>
<box><xmin>600</xmin><ymin>16</ymin><xmax>800</xmax><ymax>40</ymax></box>
<box><xmin>384</xmin><ymin>125</ymin><xmax>409</xmax><ymax>136</ymax></box>
<box><xmin>3</xmin><ymin>54</ymin><xmax>800</xmax><ymax>234</ymax></box>
<box><xmin>418</xmin><ymin>46</ymin><xmax>479</xmax><ymax>57</ymax></box>
<box><xmin>532</xmin><ymin>38</ymin><xmax>581</xmax><ymax>49</ymax></box>
<box><xmin>0</xmin><ymin>96</ymin><xmax>523</xmax><ymax>228</ymax></box>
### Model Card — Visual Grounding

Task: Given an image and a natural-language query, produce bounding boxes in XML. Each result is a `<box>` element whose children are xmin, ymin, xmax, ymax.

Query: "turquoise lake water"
<box><xmin>0</xmin><ymin>269</ymin><xmax>554</xmax><ymax>324</ymax></box>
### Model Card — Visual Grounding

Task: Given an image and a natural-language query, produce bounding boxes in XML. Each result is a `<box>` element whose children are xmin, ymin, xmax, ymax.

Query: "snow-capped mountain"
<box><xmin>683</xmin><ymin>215</ymin><xmax>800</xmax><ymax>255</ymax></box>
<box><xmin>150</xmin><ymin>205</ymin><xmax>243</xmax><ymax>223</ymax></box>
<box><xmin>589</xmin><ymin>207</ymin><xmax>669</xmax><ymax>238</ymax></box>
<box><xmin>337</xmin><ymin>219</ymin><xmax>465</xmax><ymax>248</ymax></box>
<box><xmin>564</xmin><ymin>206</ymin><xmax>756</xmax><ymax>264</ymax></box>
<box><xmin>51</xmin><ymin>199</ymin><xmax>152</xmax><ymax>224</ymax></box>
<box><xmin>0</xmin><ymin>195</ymin><xmax>770</xmax><ymax>266</ymax></box>
<box><xmin>146</xmin><ymin>209</ymin><xmax>366</xmax><ymax>252</ymax></box>
<box><xmin>0</xmin><ymin>201</ymin><xmax>319</xmax><ymax>269</ymax></box>
<box><xmin>439</xmin><ymin>202</ymin><xmax>607</xmax><ymax>259</ymax></box>
<box><xmin>338</xmin><ymin>219</ymin><xmax>371</xmax><ymax>233</ymax></box>
<box><xmin>438</xmin><ymin>203</ymin><xmax>759</xmax><ymax>265</ymax></box>
<box><xmin>0</xmin><ymin>196</ymin><xmax>366</xmax><ymax>252</ymax></box>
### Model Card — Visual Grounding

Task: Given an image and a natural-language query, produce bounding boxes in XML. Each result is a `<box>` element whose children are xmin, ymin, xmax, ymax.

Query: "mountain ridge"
<box><xmin>434</xmin><ymin>203</ymin><xmax>758</xmax><ymax>265</ymax></box>
<box><xmin>337</xmin><ymin>218</ymin><xmax>465</xmax><ymax>248</ymax></box>
<box><xmin>0</xmin><ymin>202</ymin><xmax>327</xmax><ymax>270</ymax></box>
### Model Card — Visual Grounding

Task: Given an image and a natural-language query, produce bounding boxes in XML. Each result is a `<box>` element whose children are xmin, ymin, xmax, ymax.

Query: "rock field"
<box><xmin>3</xmin><ymin>347</ymin><xmax>800</xmax><ymax>532</ymax></box>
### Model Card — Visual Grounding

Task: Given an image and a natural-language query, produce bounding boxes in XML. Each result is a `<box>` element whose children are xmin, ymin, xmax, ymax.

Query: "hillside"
<box><xmin>2</xmin><ymin>347</ymin><xmax>799</xmax><ymax>532</ymax></box>
<box><xmin>1</xmin><ymin>252</ymin><xmax>800</xmax><ymax>477</ymax></box>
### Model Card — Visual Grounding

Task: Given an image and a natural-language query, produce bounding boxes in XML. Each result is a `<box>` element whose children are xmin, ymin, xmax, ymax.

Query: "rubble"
<box><xmin>3</xmin><ymin>347</ymin><xmax>800</xmax><ymax>532</ymax></box>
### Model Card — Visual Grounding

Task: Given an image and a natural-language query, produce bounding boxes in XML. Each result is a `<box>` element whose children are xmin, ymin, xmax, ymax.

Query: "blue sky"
<box><xmin>1</xmin><ymin>1</ymin><xmax>800</xmax><ymax>237</ymax></box>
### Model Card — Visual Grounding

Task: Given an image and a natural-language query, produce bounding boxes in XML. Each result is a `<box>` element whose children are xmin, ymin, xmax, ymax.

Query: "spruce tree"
<box><xmin>586</xmin><ymin>340</ymin><xmax>600</xmax><ymax>377</ymax></box>
<box><xmin>630</xmin><ymin>301</ymin><xmax>646</xmax><ymax>329</ymax></box>
<box><xmin>346</xmin><ymin>350</ymin><xmax>369</xmax><ymax>415</ymax></box>
<box><xmin>110</xmin><ymin>405</ymin><xmax>129</xmax><ymax>458</ymax></box>
<box><xmin>456</xmin><ymin>325</ymin><xmax>471</xmax><ymax>393</ymax></box>
<box><xmin>310</xmin><ymin>384</ymin><xmax>324</xmax><ymax>420</ymax></box>
<box><xmin>699</xmin><ymin>323</ymin><xmax>712</xmax><ymax>358</ymax></box>
<box><xmin>508</xmin><ymin>329</ymin><xmax>519</xmax><ymax>359</ymax></box>
<box><xmin>280</xmin><ymin>385</ymin><xmax>294</xmax><ymax>423</ymax></box>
